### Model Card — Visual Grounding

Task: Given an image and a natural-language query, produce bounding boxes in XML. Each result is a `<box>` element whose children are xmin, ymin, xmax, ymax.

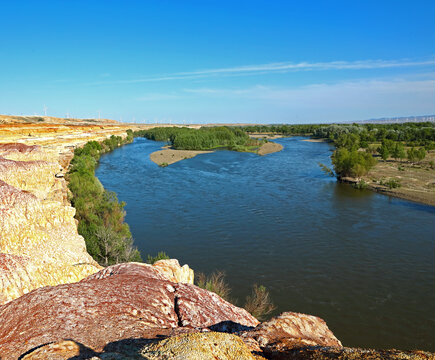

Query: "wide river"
<box><xmin>96</xmin><ymin>137</ymin><xmax>435</xmax><ymax>351</ymax></box>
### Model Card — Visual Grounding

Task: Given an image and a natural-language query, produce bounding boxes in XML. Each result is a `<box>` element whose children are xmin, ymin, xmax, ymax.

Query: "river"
<box><xmin>96</xmin><ymin>136</ymin><xmax>435</xmax><ymax>351</ymax></box>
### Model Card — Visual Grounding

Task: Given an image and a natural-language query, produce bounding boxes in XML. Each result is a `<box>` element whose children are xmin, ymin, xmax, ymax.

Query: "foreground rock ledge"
<box><xmin>1</xmin><ymin>262</ymin><xmax>433</xmax><ymax>359</ymax></box>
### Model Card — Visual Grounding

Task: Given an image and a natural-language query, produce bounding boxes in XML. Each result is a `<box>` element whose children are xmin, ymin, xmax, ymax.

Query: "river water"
<box><xmin>96</xmin><ymin>137</ymin><xmax>435</xmax><ymax>351</ymax></box>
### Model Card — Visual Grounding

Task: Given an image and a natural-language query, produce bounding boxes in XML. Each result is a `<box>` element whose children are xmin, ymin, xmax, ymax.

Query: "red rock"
<box><xmin>174</xmin><ymin>282</ymin><xmax>260</xmax><ymax>328</ymax></box>
<box><xmin>0</xmin><ymin>263</ymin><xmax>262</xmax><ymax>359</ymax></box>
<box><xmin>0</xmin><ymin>264</ymin><xmax>178</xmax><ymax>359</ymax></box>
<box><xmin>0</xmin><ymin>142</ymin><xmax>41</xmax><ymax>154</ymax></box>
<box><xmin>81</xmin><ymin>261</ymin><xmax>169</xmax><ymax>282</ymax></box>
<box><xmin>240</xmin><ymin>311</ymin><xmax>342</xmax><ymax>358</ymax></box>
<box><xmin>0</xmin><ymin>253</ymin><xmax>35</xmax><ymax>304</ymax></box>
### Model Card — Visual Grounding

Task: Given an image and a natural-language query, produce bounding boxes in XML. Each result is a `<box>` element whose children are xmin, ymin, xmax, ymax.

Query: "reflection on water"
<box><xmin>96</xmin><ymin>137</ymin><xmax>435</xmax><ymax>351</ymax></box>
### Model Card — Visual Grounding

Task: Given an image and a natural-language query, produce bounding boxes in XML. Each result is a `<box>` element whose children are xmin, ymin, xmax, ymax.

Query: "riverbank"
<box><xmin>342</xmin><ymin>150</ymin><xmax>435</xmax><ymax>206</ymax></box>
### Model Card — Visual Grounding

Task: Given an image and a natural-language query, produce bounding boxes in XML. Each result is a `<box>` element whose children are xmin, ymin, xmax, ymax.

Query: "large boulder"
<box><xmin>175</xmin><ymin>282</ymin><xmax>259</xmax><ymax>328</ymax></box>
<box><xmin>153</xmin><ymin>258</ymin><xmax>194</xmax><ymax>284</ymax></box>
<box><xmin>0</xmin><ymin>263</ymin><xmax>259</xmax><ymax>359</ymax></box>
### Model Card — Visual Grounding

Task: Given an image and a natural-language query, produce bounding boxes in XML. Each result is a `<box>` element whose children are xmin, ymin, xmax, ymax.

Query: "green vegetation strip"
<box><xmin>66</xmin><ymin>130</ymin><xmax>142</xmax><ymax>266</ymax></box>
<box><xmin>134</xmin><ymin>126</ymin><xmax>264</xmax><ymax>152</ymax></box>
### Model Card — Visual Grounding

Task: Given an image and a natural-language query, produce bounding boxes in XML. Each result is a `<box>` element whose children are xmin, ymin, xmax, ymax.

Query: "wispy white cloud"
<box><xmin>178</xmin><ymin>76</ymin><xmax>435</xmax><ymax>122</ymax></box>
<box><xmin>182</xmin><ymin>77</ymin><xmax>435</xmax><ymax>105</ymax></box>
<box><xmin>90</xmin><ymin>57</ymin><xmax>435</xmax><ymax>85</ymax></box>
<box><xmin>136</xmin><ymin>93</ymin><xmax>181</xmax><ymax>101</ymax></box>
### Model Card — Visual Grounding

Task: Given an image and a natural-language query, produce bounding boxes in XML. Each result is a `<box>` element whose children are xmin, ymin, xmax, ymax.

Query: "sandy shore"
<box><xmin>250</xmin><ymin>133</ymin><xmax>283</xmax><ymax>140</ymax></box>
<box><xmin>302</xmin><ymin>138</ymin><xmax>327</xmax><ymax>143</ymax></box>
<box><xmin>150</xmin><ymin>149</ymin><xmax>213</xmax><ymax>166</ymax></box>
<box><xmin>257</xmin><ymin>142</ymin><xmax>283</xmax><ymax>155</ymax></box>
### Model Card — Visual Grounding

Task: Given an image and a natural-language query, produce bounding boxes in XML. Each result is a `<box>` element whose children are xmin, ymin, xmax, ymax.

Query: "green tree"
<box><xmin>407</xmin><ymin>147</ymin><xmax>417</xmax><ymax>163</ymax></box>
<box><xmin>332</xmin><ymin>148</ymin><xmax>377</xmax><ymax>178</ymax></box>
<box><xmin>416</xmin><ymin>147</ymin><xmax>426</xmax><ymax>162</ymax></box>
<box><xmin>391</xmin><ymin>143</ymin><xmax>406</xmax><ymax>161</ymax></box>
<box><xmin>378</xmin><ymin>144</ymin><xmax>390</xmax><ymax>160</ymax></box>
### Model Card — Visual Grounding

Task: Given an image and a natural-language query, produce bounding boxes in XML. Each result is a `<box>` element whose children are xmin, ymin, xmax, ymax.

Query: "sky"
<box><xmin>1</xmin><ymin>1</ymin><xmax>435</xmax><ymax>124</ymax></box>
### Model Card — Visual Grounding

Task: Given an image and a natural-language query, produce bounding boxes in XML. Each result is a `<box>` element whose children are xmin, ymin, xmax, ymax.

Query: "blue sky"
<box><xmin>1</xmin><ymin>1</ymin><xmax>435</xmax><ymax>123</ymax></box>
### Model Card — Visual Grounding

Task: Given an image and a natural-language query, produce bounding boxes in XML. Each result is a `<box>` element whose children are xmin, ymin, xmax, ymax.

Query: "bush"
<box><xmin>147</xmin><ymin>251</ymin><xmax>170</xmax><ymax>264</ymax></box>
<box><xmin>196</xmin><ymin>271</ymin><xmax>231</xmax><ymax>301</ymax></box>
<box><xmin>244</xmin><ymin>284</ymin><xmax>276</xmax><ymax>321</ymax></box>
<box><xmin>318</xmin><ymin>162</ymin><xmax>334</xmax><ymax>177</ymax></box>
<box><xmin>353</xmin><ymin>179</ymin><xmax>368</xmax><ymax>189</ymax></box>
<box><xmin>380</xmin><ymin>178</ymin><xmax>402</xmax><ymax>189</ymax></box>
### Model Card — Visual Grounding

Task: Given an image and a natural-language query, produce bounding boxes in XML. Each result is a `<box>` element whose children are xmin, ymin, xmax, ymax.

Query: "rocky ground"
<box><xmin>0</xmin><ymin>117</ymin><xmax>433</xmax><ymax>359</ymax></box>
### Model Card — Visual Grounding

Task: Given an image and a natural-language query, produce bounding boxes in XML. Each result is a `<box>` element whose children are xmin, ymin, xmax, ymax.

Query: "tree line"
<box><xmin>323</xmin><ymin>123</ymin><xmax>434</xmax><ymax>178</ymax></box>
<box><xmin>237</xmin><ymin>122</ymin><xmax>434</xmax><ymax>178</ymax></box>
<box><xmin>135</xmin><ymin>126</ymin><xmax>262</xmax><ymax>151</ymax></box>
<box><xmin>67</xmin><ymin>131</ymin><xmax>143</xmax><ymax>266</ymax></box>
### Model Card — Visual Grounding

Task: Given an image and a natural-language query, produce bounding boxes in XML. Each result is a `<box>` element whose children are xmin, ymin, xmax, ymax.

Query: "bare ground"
<box><xmin>150</xmin><ymin>149</ymin><xmax>213</xmax><ymax>166</ymax></box>
<box><xmin>302</xmin><ymin>138</ymin><xmax>327</xmax><ymax>143</ymax></box>
<box><xmin>346</xmin><ymin>150</ymin><xmax>435</xmax><ymax>206</ymax></box>
<box><xmin>257</xmin><ymin>142</ymin><xmax>283</xmax><ymax>155</ymax></box>
<box><xmin>249</xmin><ymin>133</ymin><xmax>284</xmax><ymax>140</ymax></box>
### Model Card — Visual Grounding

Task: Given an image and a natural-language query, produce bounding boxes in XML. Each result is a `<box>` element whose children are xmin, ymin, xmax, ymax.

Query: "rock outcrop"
<box><xmin>0</xmin><ymin>263</ymin><xmax>258</xmax><ymax>359</ymax></box>
<box><xmin>2</xmin><ymin>262</ymin><xmax>432</xmax><ymax>359</ymax></box>
<box><xmin>153</xmin><ymin>258</ymin><xmax>194</xmax><ymax>284</ymax></box>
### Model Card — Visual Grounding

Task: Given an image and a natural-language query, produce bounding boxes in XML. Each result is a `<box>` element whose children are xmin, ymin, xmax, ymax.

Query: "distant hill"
<box><xmin>0</xmin><ymin>114</ymin><xmax>119</xmax><ymax>125</ymax></box>
<box><xmin>356</xmin><ymin>115</ymin><xmax>435</xmax><ymax>124</ymax></box>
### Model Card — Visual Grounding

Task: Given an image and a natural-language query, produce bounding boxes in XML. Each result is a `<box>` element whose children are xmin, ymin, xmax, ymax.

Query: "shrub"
<box><xmin>147</xmin><ymin>251</ymin><xmax>170</xmax><ymax>264</ymax></box>
<box><xmin>353</xmin><ymin>179</ymin><xmax>368</xmax><ymax>189</ymax></box>
<box><xmin>244</xmin><ymin>284</ymin><xmax>276</xmax><ymax>321</ymax></box>
<box><xmin>196</xmin><ymin>271</ymin><xmax>231</xmax><ymax>301</ymax></box>
<box><xmin>318</xmin><ymin>162</ymin><xmax>334</xmax><ymax>177</ymax></box>
<box><xmin>380</xmin><ymin>178</ymin><xmax>402</xmax><ymax>189</ymax></box>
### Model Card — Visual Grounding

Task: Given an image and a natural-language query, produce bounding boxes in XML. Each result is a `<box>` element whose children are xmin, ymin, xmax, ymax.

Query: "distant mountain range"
<box><xmin>355</xmin><ymin>115</ymin><xmax>435</xmax><ymax>124</ymax></box>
